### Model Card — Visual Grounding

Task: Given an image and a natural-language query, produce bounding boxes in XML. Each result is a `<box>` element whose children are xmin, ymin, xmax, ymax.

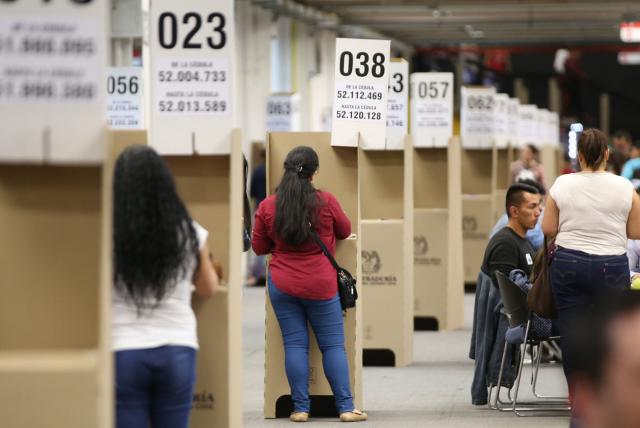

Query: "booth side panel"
<box><xmin>447</xmin><ymin>138</ymin><xmax>465</xmax><ymax>330</ymax></box>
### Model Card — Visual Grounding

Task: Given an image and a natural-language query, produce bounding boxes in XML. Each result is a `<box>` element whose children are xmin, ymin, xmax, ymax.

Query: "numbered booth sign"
<box><xmin>517</xmin><ymin>104</ymin><xmax>537</xmax><ymax>148</ymax></box>
<box><xmin>150</xmin><ymin>0</ymin><xmax>234</xmax><ymax>154</ymax></box>
<box><xmin>331</xmin><ymin>38</ymin><xmax>390</xmax><ymax>150</ymax></box>
<box><xmin>107</xmin><ymin>67</ymin><xmax>144</xmax><ymax>129</ymax></box>
<box><xmin>461</xmin><ymin>86</ymin><xmax>496</xmax><ymax>149</ymax></box>
<box><xmin>493</xmin><ymin>94</ymin><xmax>509</xmax><ymax>149</ymax></box>
<box><xmin>507</xmin><ymin>98</ymin><xmax>520</xmax><ymax>147</ymax></box>
<box><xmin>386</xmin><ymin>59</ymin><xmax>408</xmax><ymax>150</ymax></box>
<box><xmin>266</xmin><ymin>93</ymin><xmax>300</xmax><ymax>132</ymax></box>
<box><xmin>0</xmin><ymin>0</ymin><xmax>108</xmax><ymax>163</ymax></box>
<box><xmin>410</xmin><ymin>72</ymin><xmax>454</xmax><ymax>148</ymax></box>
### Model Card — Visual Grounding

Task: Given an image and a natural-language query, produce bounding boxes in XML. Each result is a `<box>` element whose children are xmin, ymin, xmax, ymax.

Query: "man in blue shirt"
<box><xmin>489</xmin><ymin>178</ymin><xmax>545</xmax><ymax>250</ymax></box>
<box><xmin>621</xmin><ymin>140</ymin><xmax>640</xmax><ymax>183</ymax></box>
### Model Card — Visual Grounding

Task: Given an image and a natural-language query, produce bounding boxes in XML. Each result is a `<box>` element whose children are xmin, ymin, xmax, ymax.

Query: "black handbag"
<box><xmin>311</xmin><ymin>231</ymin><xmax>358</xmax><ymax>311</ymax></box>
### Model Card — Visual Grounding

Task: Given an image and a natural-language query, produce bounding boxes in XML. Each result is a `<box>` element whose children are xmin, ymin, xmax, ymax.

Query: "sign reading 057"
<box><xmin>417</xmin><ymin>80</ymin><xmax>449</xmax><ymax>99</ymax></box>
<box><xmin>156</xmin><ymin>11</ymin><xmax>226</xmax><ymax>50</ymax></box>
<box><xmin>338</xmin><ymin>51</ymin><xmax>385</xmax><ymax>78</ymax></box>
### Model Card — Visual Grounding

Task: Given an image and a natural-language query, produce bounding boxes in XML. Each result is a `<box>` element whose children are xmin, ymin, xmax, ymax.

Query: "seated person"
<box><xmin>489</xmin><ymin>178</ymin><xmax>545</xmax><ymax>250</ymax></box>
<box><xmin>482</xmin><ymin>183</ymin><xmax>542</xmax><ymax>288</ymax></box>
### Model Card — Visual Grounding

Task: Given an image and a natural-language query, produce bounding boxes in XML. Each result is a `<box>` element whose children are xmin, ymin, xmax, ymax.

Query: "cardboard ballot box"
<box><xmin>264</xmin><ymin>132</ymin><xmax>361</xmax><ymax>417</ymax></box>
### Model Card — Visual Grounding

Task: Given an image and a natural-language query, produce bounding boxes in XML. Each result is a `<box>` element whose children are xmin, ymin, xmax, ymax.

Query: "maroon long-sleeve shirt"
<box><xmin>252</xmin><ymin>191</ymin><xmax>351</xmax><ymax>300</ymax></box>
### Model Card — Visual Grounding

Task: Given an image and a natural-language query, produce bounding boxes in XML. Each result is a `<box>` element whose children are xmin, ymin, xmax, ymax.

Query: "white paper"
<box><xmin>461</xmin><ymin>86</ymin><xmax>496</xmax><ymax>149</ymax></box>
<box><xmin>410</xmin><ymin>72</ymin><xmax>454</xmax><ymax>148</ymax></box>
<box><xmin>107</xmin><ymin>67</ymin><xmax>144</xmax><ymax>129</ymax></box>
<box><xmin>385</xmin><ymin>60</ymin><xmax>408</xmax><ymax>150</ymax></box>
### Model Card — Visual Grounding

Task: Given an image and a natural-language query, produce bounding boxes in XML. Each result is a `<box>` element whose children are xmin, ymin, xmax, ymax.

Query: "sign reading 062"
<box><xmin>150</xmin><ymin>0</ymin><xmax>234</xmax><ymax>155</ymax></box>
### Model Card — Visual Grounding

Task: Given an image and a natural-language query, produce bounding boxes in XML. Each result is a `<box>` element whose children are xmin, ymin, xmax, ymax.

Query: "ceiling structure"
<box><xmin>294</xmin><ymin>0</ymin><xmax>640</xmax><ymax>47</ymax></box>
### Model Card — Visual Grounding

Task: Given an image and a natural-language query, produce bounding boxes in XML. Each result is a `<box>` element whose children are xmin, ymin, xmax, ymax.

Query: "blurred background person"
<box><xmin>568</xmin><ymin>290</ymin><xmax>640</xmax><ymax>428</ymax></box>
<box><xmin>510</xmin><ymin>143</ymin><xmax>546</xmax><ymax>188</ymax></box>
<box><xmin>608</xmin><ymin>129</ymin><xmax>632</xmax><ymax>176</ymax></box>
<box><xmin>112</xmin><ymin>146</ymin><xmax>222</xmax><ymax>428</ymax></box>
<box><xmin>252</xmin><ymin>146</ymin><xmax>366</xmax><ymax>423</ymax></box>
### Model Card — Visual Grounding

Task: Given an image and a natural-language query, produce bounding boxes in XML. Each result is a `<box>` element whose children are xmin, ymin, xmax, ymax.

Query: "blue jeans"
<box><xmin>115</xmin><ymin>345</ymin><xmax>196</xmax><ymax>428</ymax></box>
<box><xmin>268</xmin><ymin>276</ymin><xmax>355</xmax><ymax>414</ymax></box>
<box><xmin>550</xmin><ymin>247</ymin><xmax>629</xmax><ymax>381</ymax></box>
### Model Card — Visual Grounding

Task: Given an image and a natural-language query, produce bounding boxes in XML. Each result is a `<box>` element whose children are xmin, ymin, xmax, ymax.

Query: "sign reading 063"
<box><xmin>150</xmin><ymin>0</ymin><xmax>234</xmax><ymax>155</ymax></box>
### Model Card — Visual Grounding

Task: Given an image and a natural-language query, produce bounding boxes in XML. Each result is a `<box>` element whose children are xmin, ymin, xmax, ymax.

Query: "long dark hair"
<box><xmin>275</xmin><ymin>146</ymin><xmax>320</xmax><ymax>246</ymax></box>
<box><xmin>113</xmin><ymin>145</ymin><xmax>199</xmax><ymax>312</ymax></box>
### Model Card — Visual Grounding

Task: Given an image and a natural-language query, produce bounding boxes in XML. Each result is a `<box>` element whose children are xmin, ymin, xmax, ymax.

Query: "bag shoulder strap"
<box><xmin>310</xmin><ymin>230</ymin><xmax>340</xmax><ymax>270</ymax></box>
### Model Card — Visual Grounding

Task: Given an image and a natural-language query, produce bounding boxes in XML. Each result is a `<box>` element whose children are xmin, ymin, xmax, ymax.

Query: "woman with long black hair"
<box><xmin>112</xmin><ymin>145</ymin><xmax>222</xmax><ymax>428</ymax></box>
<box><xmin>252</xmin><ymin>146</ymin><xmax>367</xmax><ymax>423</ymax></box>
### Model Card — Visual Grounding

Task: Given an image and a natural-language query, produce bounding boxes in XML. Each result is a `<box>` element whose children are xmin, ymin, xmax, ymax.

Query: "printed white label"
<box><xmin>461</xmin><ymin>86</ymin><xmax>497</xmax><ymax>149</ymax></box>
<box><xmin>107</xmin><ymin>67</ymin><xmax>143</xmax><ymax>129</ymax></box>
<box><xmin>266</xmin><ymin>93</ymin><xmax>300</xmax><ymax>132</ymax></box>
<box><xmin>331</xmin><ymin>38</ymin><xmax>390</xmax><ymax>149</ymax></box>
<box><xmin>386</xmin><ymin>60</ymin><xmax>408</xmax><ymax>150</ymax></box>
<box><xmin>410</xmin><ymin>72</ymin><xmax>454</xmax><ymax>148</ymax></box>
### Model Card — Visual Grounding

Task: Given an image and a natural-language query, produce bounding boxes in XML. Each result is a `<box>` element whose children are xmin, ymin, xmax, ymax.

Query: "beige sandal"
<box><xmin>289</xmin><ymin>412</ymin><xmax>309</xmax><ymax>422</ymax></box>
<box><xmin>340</xmin><ymin>409</ymin><xmax>368</xmax><ymax>422</ymax></box>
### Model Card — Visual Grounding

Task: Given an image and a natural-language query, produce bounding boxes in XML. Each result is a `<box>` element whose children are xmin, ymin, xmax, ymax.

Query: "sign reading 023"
<box><xmin>156</xmin><ymin>11</ymin><xmax>226</xmax><ymax>50</ymax></box>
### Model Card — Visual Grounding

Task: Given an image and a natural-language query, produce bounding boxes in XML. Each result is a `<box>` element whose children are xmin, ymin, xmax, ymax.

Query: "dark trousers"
<box><xmin>115</xmin><ymin>345</ymin><xmax>197</xmax><ymax>428</ymax></box>
<box><xmin>550</xmin><ymin>247</ymin><xmax>629</xmax><ymax>381</ymax></box>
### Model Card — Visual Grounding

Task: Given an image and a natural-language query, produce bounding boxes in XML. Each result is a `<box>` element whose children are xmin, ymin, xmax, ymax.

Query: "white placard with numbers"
<box><xmin>0</xmin><ymin>0</ymin><xmax>108</xmax><ymax>163</ymax></box>
<box><xmin>410</xmin><ymin>72</ymin><xmax>454</xmax><ymax>148</ymax></box>
<box><xmin>507</xmin><ymin>98</ymin><xmax>520</xmax><ymax>147</ymax></box>
<box><xmin>107</xmin><ymin>67</ymin><xmax>144</xmax><ymax>130</ymax></box>
<box><xmin>150</xmin><ymin>0</ymin><xmax>234</xmax><ymax>155</ymax></box>
<box><xmin>518</xmin><ymin>104</ymin><xmax>537</xmax><ymax>147</ymax></box>
<box><xmin>385</xmin><ymin>59</ymin><xmax>408</xmax><ymax>150</ymax></box>
<box><xmin>493</xmin><ymin>94</ymin><xmax>509</xmax><ymax>149</ymax></box>
<box><xmin>548</xmin><ymin>111</ymin><xmax>559</xmax><ymax>145</ymax></box>
<box><xmin>461</xmin><ymin>86</ymin><xmax>497</xmax><ymax>149</ymax></box>
<box><xmin>266</xmin><ymin>93</ymin><xmax>300</xmax><ymax>132</ymax></box>
<box><xmin>331</xmin><ymin>38</ymin><xmax>390</xmax><ymax>150</ymax></box>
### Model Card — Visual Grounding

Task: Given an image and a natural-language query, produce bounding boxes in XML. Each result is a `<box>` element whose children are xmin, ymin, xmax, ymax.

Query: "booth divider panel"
<box><xmin>165</xmin><ymin>153</ymin><xmax>240</xmax><ymax>428</ymax></box>
<box><xmin>461</xmin><ymin>150</ymin><xmax>493</xmax><ymax>195</ymax></box>
<box><xmin>413</xmin><ymin>148</ymin><xmax>448</xmax><ymax>209</ymax></box>
<box><xmin>0</xmin><ymin>165</ymin><xmax>101</xmax><ymax>349</ymax></box>
<box><xmin>359</xmin><ymin>150</ymin><xmax>404</xmax><ymax>220</ymax></box>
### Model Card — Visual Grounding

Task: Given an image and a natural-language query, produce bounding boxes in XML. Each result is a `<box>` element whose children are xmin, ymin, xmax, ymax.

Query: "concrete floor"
<box><xmin>242</xmin><ymin>286</ymin><xmax>570</xmax><ymax>427</ymax></box>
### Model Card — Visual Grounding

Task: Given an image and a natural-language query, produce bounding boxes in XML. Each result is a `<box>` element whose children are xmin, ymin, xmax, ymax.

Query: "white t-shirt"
<box><xmin>112</xmin><ymin>221</ymin><xmax>208</xmax><ymax>351</ymax></box>
<box><xmin>550</xmin><ymin>172</ymin><xmax>633</xmax><ymax>256</ymax></box>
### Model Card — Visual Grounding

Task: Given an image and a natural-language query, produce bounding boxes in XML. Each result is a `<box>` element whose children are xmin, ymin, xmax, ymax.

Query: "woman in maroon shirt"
<box><xmin>252</xmin><ymin>146</ymin><xmax>367</xmax><ymax>423</ymax></box>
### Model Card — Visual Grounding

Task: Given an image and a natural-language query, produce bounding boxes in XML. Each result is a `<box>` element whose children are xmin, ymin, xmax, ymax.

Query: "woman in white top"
<box><xmin>542</xmin><ymin>128</ymin><xmax>640</xmax><ymax>390</ymax></box>
<box><xmin>112</xmin><ymin>145</ymin><xmax>222</xmax><ymax>428</ymax></box>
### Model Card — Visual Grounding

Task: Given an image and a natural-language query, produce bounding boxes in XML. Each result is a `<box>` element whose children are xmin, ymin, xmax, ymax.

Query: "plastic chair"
<box><xmin>491</xmin><ymin>271</ymin><xmax>570</xmax><ymax>416</ymax></box>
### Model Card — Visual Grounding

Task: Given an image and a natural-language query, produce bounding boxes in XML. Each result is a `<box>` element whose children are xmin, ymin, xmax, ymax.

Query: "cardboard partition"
<box><xmin>492</xmin><ymin>145</ymin><xmax>511</xmax><ymax>223</ymax></box>
<box><xmin>0</xmin><ymin>131</ymin><xmax>112</xmax><ymax>428</ymax></box>
<box><xmin>461</xmin><ymin>148</ymin><xmax>493</xmax><ymax>195</ymax></box>
<box><xmin>163</xmin><ymin>129</ymin><xmax>244</xmax><ymax>428</ymax></box>
<box><xmin>264</xmin><ymin>132</ymin><xmax>361</xmax><ymax>417</ymax></box>
<box><xmin>412</xmin><ymin>137</ymin><xmax>464</xmax><ymax>331</ymax></box>
<box><xmin>541</xmin><ymin>144</ymin><xmax>559</xmax><ymax>188</ymax></box>
<box><xmin>358</xmin><ymin>140</ymin><xmax>413</xmax><ymax>367</ymax></box>
<box><xmin>462</xmin><ymin>195</ymin><xmax>493</xmax><ymax>284</ymax></box>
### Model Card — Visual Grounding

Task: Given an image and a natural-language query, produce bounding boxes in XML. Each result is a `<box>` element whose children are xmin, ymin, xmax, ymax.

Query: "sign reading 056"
<box><xmin>338</xmin><ymin>51</ymin><xmax>385</xmax><ymax>78</ymax></box>
<box><xmin>157</xmin><ymin>11</ymin><xmax>226</xmax><ymax>50</ymax></box>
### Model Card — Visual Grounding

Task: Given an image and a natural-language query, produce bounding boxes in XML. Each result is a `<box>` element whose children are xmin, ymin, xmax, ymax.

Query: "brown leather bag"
<box><xmin>527</xmin><ymin>236</ymin><xmax>557</xmax><ymax>319</ymax></box>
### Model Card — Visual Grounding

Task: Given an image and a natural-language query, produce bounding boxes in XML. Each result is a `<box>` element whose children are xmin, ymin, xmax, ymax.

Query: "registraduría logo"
<box><xmin>362</xmin><ymin>250</ymin><xmax>381</xmax><ymax>274</ymax></box>
<box><xmin>362</xmin><ymin>250</ymin><xmax>397</xmax><ymax>285</ymax></box>
<box><xmin>414</xmin><ymin>236</ymin><xmax>428</xmax><ymax>256</ymax></box>
<box><xmin>193</xmin><ymin>390</ymin><xmax>215</xmax><ymax>410</ymax></box>
<box><xmin>414</xmin><ymin>235</ymin><xmax>441</xmax><ymax>266</ymax></box>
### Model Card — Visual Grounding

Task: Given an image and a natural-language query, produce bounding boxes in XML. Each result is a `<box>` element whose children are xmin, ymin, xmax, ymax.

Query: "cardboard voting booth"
<box><xmin>164</xmin><ymin>130</ymin><xmax>244</xmax><ymax>428</ymax></box>
<box><xmin>541</xmin><ymin>144</ymin><xmax>559</xmax><ymax>188</ymax></box>
<box><xmin>111</xmin><ymin>130</ymin><xmax>244</xmax><ymax>428</ymax></box>
<box><xmin>264</xmin><ymin>132</ymin><xmax>362</xmax><ymax>417</ymax></box>
<box><xmin>413</xmin><ymin>137</ymin><xmax>464</xmax><ymax>331</ymax></box>
<box><xmin>0</xmin><ymin>131</ymin><xmax>113</xmax><ymax>428</ymax></box>
<box><xmin>461</xmin><ymin>148</ymin><xmax>494</xmax><ymax>284</ymax></box>
<box><xmin>359</xmin><ymin>138</ymin><xmax>414</xmax><ymax>367</ymax></box>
